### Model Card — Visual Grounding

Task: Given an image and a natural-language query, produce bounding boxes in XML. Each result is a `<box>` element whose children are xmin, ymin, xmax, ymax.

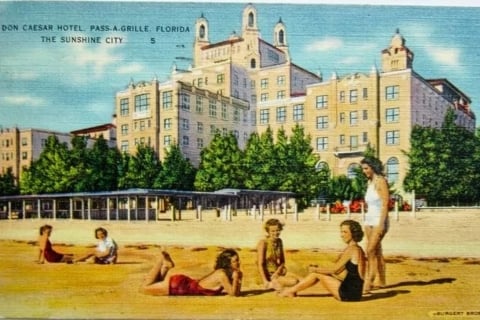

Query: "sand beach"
<box><xmin>1</xmin><ymin>208</ymin><xmax>479</xmax><ymax>319</ymax></box>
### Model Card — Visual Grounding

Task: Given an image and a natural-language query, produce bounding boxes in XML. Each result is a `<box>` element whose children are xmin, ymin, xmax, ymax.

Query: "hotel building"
<box><xmin>112</xmin><ymin>4</ymin><xmax>474</xmax><ymax>193</ymax></box>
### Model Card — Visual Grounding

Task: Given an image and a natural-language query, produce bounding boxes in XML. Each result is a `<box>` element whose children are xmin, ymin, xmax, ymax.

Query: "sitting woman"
<box><xmin>279</xmin><ymin>220</ymin><xmax>366</xmax><ymax>301</ymax></box>
<box><xmin>37</xmin><ymin>224</ymin><xmax>74</xmax><ymax>264</ymax></box>
<box><xmin>141</xmin><ymin>248</ymin><xmax>243</xmax><ymax>296</ymax></box>
<box><xmin>75</xmin><ymin>227</ymin><xmax>118</xmax><ymax>264</ymax></box>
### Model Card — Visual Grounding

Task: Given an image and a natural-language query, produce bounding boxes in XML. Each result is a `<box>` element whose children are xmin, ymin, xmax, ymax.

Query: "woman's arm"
<box><xmin>38</xmin><ymin>236</ymin><xmax>46</xmax><ymax>263</ymax></box>
<box><xmin>376</xmin><ymin>176</ymin><xmax>390</xmax><ymax>232</ymax></box>
<box><xmin>218</xmin><ymin>269</ymin><xmax>242</xmax><ymax>296</ymax></box>
<box><xmin>309</xmin><ymin>247</ymin><xmax>354</xmax><ymax>275</ymax></box>
<box><xmin>256</xmin><ymin>240</ymin><xmax>269</xmax><ymax>285</ymax></box>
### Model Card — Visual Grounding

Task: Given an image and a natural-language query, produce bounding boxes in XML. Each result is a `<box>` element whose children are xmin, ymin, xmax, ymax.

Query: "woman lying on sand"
<box><xmin>37</xmin><ymin>224</ymin><xmax>74</xmax><ymax>264</ymax></box>
<box><xmin>141</xmin><ymin>248</ymin><xmax>243</xmax><ymax>296</ymax></box>
<box><xmin>279</xmin><ymin>220</ymin><xmax>366</xmax><ymax>301</ymax></box>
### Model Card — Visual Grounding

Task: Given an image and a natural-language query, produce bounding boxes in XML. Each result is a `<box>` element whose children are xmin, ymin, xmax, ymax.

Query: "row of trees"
<box><xmin>2</xmin><ymin>111</ymin><xmax>480</xmax><ymax>206</ymax></box>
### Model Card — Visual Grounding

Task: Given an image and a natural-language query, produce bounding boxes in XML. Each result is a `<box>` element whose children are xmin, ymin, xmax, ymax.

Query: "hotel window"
<box><xmin>222</xmin><ymin>103</ymin><xmax>228</xmax><ymax>120</ymax></box>
<box><xmin>316</xmin><ymin>95</ymin><xmax>328</xmax><ymax>109</ymax></box>
<box><xmin>217</xmin><ymin>73</ymin><xmax>224</xmax><ymax>84</ymax></box>
<box><xmin>210</xmin><ymin>125</ymin><xmax>216</xmax><ymax>135</ymax></box>
<box><xmin>260</xmin><ymin>93</ymin><xmax>269</xmax><ymax>102</ymax></box>
<box><xmin>243</xmin><ymin>132</ymin><xmax>248</xmax><ymax>142</ymax></box>
<box><xmin>277</xmin><ymin>90</ymin><xmax>285</xmax><ymax>100</ymax></box>
<box><xmin>350</xmin><ymin>111</ymin><xmax>358</xmax><ymax>125</ymax></box>
<box><xmin>293</xmin><ymin>104</ymin><xmax>304</xmax><ymax>121</ymax></box>
<box><xmin>261</xmin><ymin>78</ymin><xmax>268</xmax><ymax>89</ymax></box>
<box><xmin>349</xmin><ymin>89</ymin><xmax>358</xmax><ymax>103</ymax></box>
<box><xmin>251</xmin><ymin>80</ymin><xmax>256</xmax><ymax>89</ymax></box>
<box><xmin>233</xmin><ymin>130</ymin><xmax>239</xmax><ymax>139</ymax></box>
<box><xmin>316</xmin><ymin>116</ymin><xmax>328</xmax><ymax>129</ymax></box>
<box><xmin>386</xmin><ymin>157</ymin><xmax>400</xmax><ymax>183</ymax></box>
<box><xmin>277</xmin><ymin>75</ymin><xmax>285</xmax><ymax>86</ymax></box>
<box><xmin>233</xmin><ymin>74</ymin><xmax>239</xmax><ymax>86</ymax></box>
<box><xmin>350</xmin><ymin>135</ymin><xmax>358</xmax><ymax>148</ymax></box>
<box><xmin>386</xmin><ymin>130</ymin><xmax>400</xmax><ymax>145</ymax></box>
<box><xmin>197</xmin><ymin>77</ymin><xmax>203</xmax><ymax>87</ymax></box>
<box><xmin>363</xmin><ymin>88</ymin><xmax>368</xmax><ymax>99</ymax></box>
<box><xmin>385</xmin><ymin>85</ymin><xmax>399</xmax><ymax>100</ymax></box>
<box><xmin>339</xmin><ymin>112</ymin><xmax>345</xmax><ymax>123</ymax></box>
<box><xmin>339</xmin><ymin>91</ymin><xmax>345</xmax><ymax>102</ymax></box>
<box><xmin>22</xmin><ymin>151</ymin><xmax>28</xmax><ymax>160</ymax></box>
<box><xmin>340</xmin><ymin>135</ymin><xmax>345</xmax><ymax>145</ymax></box>
<box><xmin>134</xmin><ymin>94</ymin><xmax>149</xmax><ymax>112</ymax></box>
<box><xmin>363</xmin><ymin>110</ymin><xmax>368</xmax><ymax>120</ymax></box>
<box><xmin>260</xmin><ymin>109</ymin><xmax>269</xmax><ymax>124</ymax></box>
<box><xmin>41</xmin><ymin>139</ymin><xmax>47</xmax><ymax>147</ymax></box>
<box><xmin>121</xmin><ymin>124</ymin><xmax>128</xmax><ymax>135</ymax></box>
<box><xmin>120</xmin><ymin>98</ymin><xmax>129</xmax><ymax>116</ymax></box>
<box><xmin>164</xmin><ymin>118</ymin><xmax>172</xmax><ymax>130</ymax></box>
<box><xmin>347</xmin><ymin>164</ymin><xmax>359</xmax><ymax>179</ymax></box>
<box><xmin>134</xmin><ymin>138</ymin><xmax>139</xmax><ymax>146</ymax></box>
<box><xmin>197</xmin><ymin>122</ymin><xmax>204</xmax><ymax>133</ymax></box>
<box><xmin>139</xmin><ymin>120</ymin><xmax>145</xmax><ymax>131</ymax></box>
<box><xmin>21</xmin><ymin>137</ymin><xmax>28</xmax><ymax>146</ymax></box>
<box><xmin>121</xmin><ymin>140</ymin><xmax>129</xmax><ymax>152</ymax></box>
<box><xmin>209</xmin><ymin>100</ymin><xmax>217</xmax><ymax>117</ymax></box>
<box><xmin>181</xmin><ymin>118</ymin><xmax>189</xmax><ymax>130</ymax></box>
<box><xmin>316</xmin><ymin>137</ymin><xmax>328</xmax><ymax>151</ymax></box>
<box><xmin>233</xmin><ymin>108</ymin><xmax>240</xmax><ymax>122</ymax></box>
<box><xmin>196</xmin><ymin>96</ymin><xmax>203</xmax><ymax>113</ymax></box>
<box><xmin>164</xmin><ymin>135</ymin><xmax>172</xmax><ymax>146</ymax></box>
<box><xmin>276</xmin><ymin>106</ymin><xmax>286</xmax><ymax>123</ymax></box>
<box><xmin>162</xmin><ymin>91</ymin><xmax>172</xmax><ymax>109</ymax></box>
<box><xmin>222</xmin><ymin>128</ymin><xmax>228</xmax><ymax>136</ymax></box>
<box><xmin>180</xmin><ymin>93</ymin><xmax>190</xmax><ymax>111</ymax></box>
<box><xmin>251</xmin><ymin>95</ymin><xmax>257</xmax><ymax>104</ymax></box>
<box><xmin>386</xmin><ymin>107</ymin><xmax>400</xmax><ymax>123</ymax></box>
<box><xmin>197</xmin><ymin>138</ymin><xmax>204</xmax><ymax>149</ymax></box>
<box><xmin>362</xmin><ymin>132</ymin><xmax>368</xmax><ymax>143</ymax></box>
<box><xmin>182</xmin><ymin>136</ymin><xmax>189</xmax><ymax>146</ymax></box>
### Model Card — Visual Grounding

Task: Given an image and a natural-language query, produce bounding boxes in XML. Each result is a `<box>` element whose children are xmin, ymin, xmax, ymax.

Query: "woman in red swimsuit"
<box><xmin>37</xmin><ymin>224</ymin><xmax>74</xmax><ymax>264</ymax></box>
<box><xmin>141</xmin><ymin>248</ymin><xmax>243</xmax><ymax>296</ymax></box>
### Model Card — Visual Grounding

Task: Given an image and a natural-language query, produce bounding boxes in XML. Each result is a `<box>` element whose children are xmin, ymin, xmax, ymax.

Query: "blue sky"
<box><xmin>1</xmin><ymin>1</ymin><xmax>479</xmax><ymax>132</ymax></box>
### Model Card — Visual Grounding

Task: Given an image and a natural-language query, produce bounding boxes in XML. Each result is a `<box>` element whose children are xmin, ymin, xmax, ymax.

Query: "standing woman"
<box><xmin>360</xmin><ymin>157</ymin><xmax>390</xmax><ymax>293</ymax></box>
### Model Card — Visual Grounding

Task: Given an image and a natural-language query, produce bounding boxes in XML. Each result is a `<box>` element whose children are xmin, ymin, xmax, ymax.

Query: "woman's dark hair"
<box><xmin>39</xmin><ymin>224</ymin><xmax>53</xmax><ymax>235</ymax></box>
<box><xmin>214</xmin><ymin>248</ymin><xmax>238</xmax><ymax>281</ymax></box>
<box><xmin>360</xmin><ymin>157</ymin><xmax>384</xmax><ymax>175</ymax></box>
<box><xmin>264</xmin><ymin>218</ymin><xmax>284</xmax><ymax>232</ymax></box>
<box><xmin>340</xmin><ymin>220</ymin><xmax>364</xmax><ymax>242</ymax></box>
<box><xmin>95</xmin><ymin>227</ymin><xmax>108</xmax><ymax>239</ymax></box>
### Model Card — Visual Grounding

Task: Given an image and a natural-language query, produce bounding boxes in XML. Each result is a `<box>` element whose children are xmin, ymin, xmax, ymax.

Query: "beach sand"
<box><xmin>1</xmin><ymin>208</ymin><xmax>479</xmax><ymax>319</ymax></box>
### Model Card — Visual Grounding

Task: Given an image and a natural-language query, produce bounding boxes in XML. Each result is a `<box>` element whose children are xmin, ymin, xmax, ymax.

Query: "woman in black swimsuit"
<box><xmin>279</xmin><ymin>220</ymin><xmax>366</xmax><ymax>301</ymax></box>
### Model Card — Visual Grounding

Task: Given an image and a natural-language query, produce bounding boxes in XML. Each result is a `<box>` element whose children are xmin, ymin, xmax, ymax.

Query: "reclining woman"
<box><xmin>141</xmin><ymin>248</ymin><xmax>243</xmax><ymax>296</ymax></box>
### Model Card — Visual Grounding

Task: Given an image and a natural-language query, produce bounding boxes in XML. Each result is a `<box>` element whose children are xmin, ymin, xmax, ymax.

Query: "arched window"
<box><xmin>386</xmin><ymin>157</ymin><xmax>399</xmax><ymax>183</ymax></box>
<box><xmin>279</xmin><ymin>30</ymin><xmax>285</xmax><ymax>45</ymax></box>
<box><xmin>199</xmin><ymin>25</ymin><xmax>205</xmax><ymax>39</ymax></box>
<box><xmin>347</xmin><ymin>163</ymin><xmax>360</xmax><ymax>179</ymax></box>
<box><xmin>248</xmin><ymin>12</ymin><xmax>254</xmax><ymax>27</ymax></box>
<box><xmin>315</xmin><ymin>161</ymin><xmax>329</xmax><ymax>172</ymax></box>
<box><xmin>250</xmin><ymin>58</ymin><xmax>256</xmax><ymax>69</ymax></box>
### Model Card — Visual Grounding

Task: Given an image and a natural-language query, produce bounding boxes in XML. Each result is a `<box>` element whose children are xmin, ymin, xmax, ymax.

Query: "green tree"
<box><xmin>120</xmin><ymin>144</ymin><xmax>162</xmax><ymax>189</ymax></box>
<box><xmin>194</xmin><ymin>131</ymin><xmax>244</xmax><ymax>191</ymax></box>
<box><xmin>243</xmin><ymin>127</ymin><xmax>278</xmax><ymax>190</ymax></box>
<box><xmin>0</xmin><ymin>167</ymin><xmax>19</xmax><ymax>196</ymax></box>
<box><xmin>154</xmin><ymin>144</ymin><xmax>196</xmax><ymax>190</ymax></box>
<box><xmin>70</xmin><ymin>135</ymin><xmax>91</xmax><ymax>192</ymax></box>
<box><xmin>20</xmin><ymin>135</ymin><xmax>78</xmax><ymax>194</ymax></box>
<box><xmin>87</xmin><ymin>136</ymin><xmax>121</xmax><ymax>191</ymax></box>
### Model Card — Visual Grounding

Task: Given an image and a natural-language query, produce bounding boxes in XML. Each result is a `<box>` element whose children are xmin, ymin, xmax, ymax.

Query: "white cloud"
<box><xmin>306</xmin><ymin>37</ymin><xmax>343</xmax><ymax>52</ymax></box>
<box><xmin>3</xmin><ymin>95</ymin><xmax>46</xmax><ymax>107</ymax></box>
<box><xmin>117</xmin><ymin>62</ymin><xmax>145</xmax><ymax>74</ymax></box>
<box><xmin>427</xmin><ymin>47</ymin><xmax>461</xmax><ymax>67</ymax></box>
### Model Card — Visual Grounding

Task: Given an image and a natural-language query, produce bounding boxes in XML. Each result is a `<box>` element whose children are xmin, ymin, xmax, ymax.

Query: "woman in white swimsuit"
<box><xmin>361</xmin><ymin>157</ymin><xmax>390</xmax><ymax>294</ymax></box>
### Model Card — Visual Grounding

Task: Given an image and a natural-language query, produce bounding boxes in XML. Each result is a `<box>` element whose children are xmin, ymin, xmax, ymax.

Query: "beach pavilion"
<box><xmin>0</xmin><ymin>188</ymin><xmax>295</xmax><ymax>222</ymax></box>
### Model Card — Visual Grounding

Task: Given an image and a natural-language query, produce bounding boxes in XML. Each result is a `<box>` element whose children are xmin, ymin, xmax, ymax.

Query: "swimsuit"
<box><xmin>94</xmin><ymin>237</ymin><xmax>118</xmax><ymax>264</ymax></box>
<box><xmin>44</xmin><ymin>239</ymin><xmax>64</xmax><ymax>263</ymax></box>
<box><xmin>263</xmin><ymin>239</ymin><xmax>283</xmax><ymax>280</ymax></box>
<box><xmin>168</xmin><ymin>274</ymin><xmax>223</xmax><ymax>296</ymax></box>
<box><xmin>364</xmin><ymin>180</ymin><xmax>389</xmax><ymax>230</ymax></box>
<box><xmin>338</xmin><ymin>260</ymin><xmax>364</xmax><ymax>301</ymax></box>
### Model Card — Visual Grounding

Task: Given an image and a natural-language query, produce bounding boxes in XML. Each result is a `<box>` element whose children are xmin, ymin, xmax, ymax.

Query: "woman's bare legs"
<box><xmin>279</xmin><ymin>273</ymin><xmax>341</xmax><ymax>300</ymax></box>
<box><xmin>141</xmin><ymin>251</ymin><xmax>175</xmax><ymax>295</ymax></box>
<box><xmin>364</xmin><ymin>227</ymin><xmax>386</xmax><ymax>293</ymax></box>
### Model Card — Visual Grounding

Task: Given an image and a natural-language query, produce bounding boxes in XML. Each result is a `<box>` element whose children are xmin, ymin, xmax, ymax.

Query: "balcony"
<box><xmin>132</xmin><ymin>110</ymin><xmax>151</xmax><ymax>120</ymax></box>
<box><xmin>334</xmin><ymin>145</ymin><xmax>367</xmax><ymax>157</ymax></box>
